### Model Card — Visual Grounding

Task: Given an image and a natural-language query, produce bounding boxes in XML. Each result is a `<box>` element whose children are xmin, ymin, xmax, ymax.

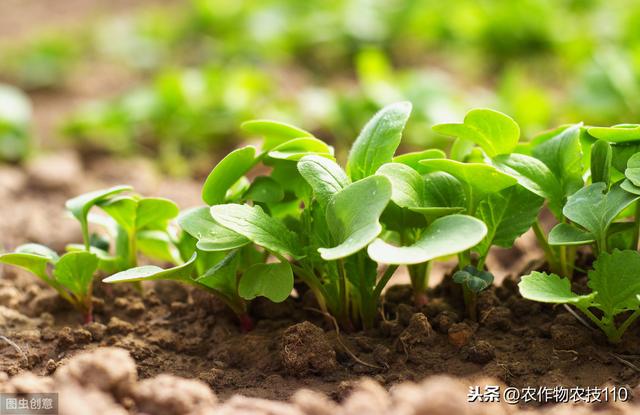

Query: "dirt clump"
<box><xmin>54</xmin><ymin>347</ymin><xmax>137</xmax><ymax>400</ymax></box>
<box><xmin>134</xmin><ymin>374</ymin><xmax>217</xmax><ymax>415</ymax></box>
<box><xmin>281</xmin><ymin>321</ymin><xmax>338</xmax><ymax>376</ymax></box>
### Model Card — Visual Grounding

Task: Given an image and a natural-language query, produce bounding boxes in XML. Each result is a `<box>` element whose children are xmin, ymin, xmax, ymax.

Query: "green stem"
<box><xmin>372</xmin><ymin>265</ymin><xmax>399</xmax><ymax>300</ymax></box>
<box><xmin>337</xmin><ymin>259</ymin><xmax>350</xmax><ymax>327</ymax></box>
<box><xmin>532</xmin><ymin>219</ymin><xmax>561</xmax><ymax>274</ymax></box>
<box><xmin>633</xmin><ymin>202</ymin><xmax>640</xmax><ymax>250</ymax></box>
<box><xmin>611</xmin><ymin>309</ymin><xmax>640</xmax><ymax>343</ymax></box>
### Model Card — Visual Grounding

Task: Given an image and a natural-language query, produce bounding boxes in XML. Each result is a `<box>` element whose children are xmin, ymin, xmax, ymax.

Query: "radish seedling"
<box><xmin>519</xmin><ymin>250</ymin><xmax>640</xmax><ymax>343</ymax></box>
<box><xmin>0</xmin><ymin>246</ymin><xmax>98</xmax><ymax>323</ymax></box>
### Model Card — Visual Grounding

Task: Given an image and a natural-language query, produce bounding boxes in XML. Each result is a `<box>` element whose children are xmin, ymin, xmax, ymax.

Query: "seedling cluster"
<box><xmin>4</xmin><ymin>102</ymin><xmax>640</xmax><ymax>343</ymax></box>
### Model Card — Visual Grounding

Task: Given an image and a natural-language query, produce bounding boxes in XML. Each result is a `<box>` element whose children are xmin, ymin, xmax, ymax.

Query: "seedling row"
<box><xmin>4</xmin><ymin>102</ymin><xmax>640</xmax><ymax>343</ymax></box>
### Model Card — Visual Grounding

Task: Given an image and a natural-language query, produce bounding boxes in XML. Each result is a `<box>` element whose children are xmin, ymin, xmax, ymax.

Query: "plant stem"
<box><xmin>337</xmin><ymin>259</ymin><xmax>350</xmax><ymax>329</ymax></box>
<box><xmin>532</xmin><ymin>219</ymin><xmax>561</xmax><ymax>274</ymax></box>
<box><xmin>408</xmin><ymin>262</ymin><xmax>429</xmax><ymax>306</ymax></box>
<box><xmin>462</xmin><ymin>284</ymin><xmax>477</xmax><ymax>321</ymax></box>
<box><xmin>611</xmin><ymin>309</ymin><xmax>640</xmax><ymax>343</ymax></box>
<box><xmin>372</xmin><ymin>265</ymin><xmax>399</xmax><ymax>300</ymax></box>
<box><xmin>633</xmin><ymin>202</ymin><xmax>640</xmax><ymax>250</ymax></box>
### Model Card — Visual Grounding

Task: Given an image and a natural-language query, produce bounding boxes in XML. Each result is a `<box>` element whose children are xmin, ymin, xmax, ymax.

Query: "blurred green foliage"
<box><xmin>2</xmin><ymin>0</ymin><xmax>640</xmax><ymax>169</ymax></box>
<box><xmin>0</xmin><ymin>84</ymin><xmax>32</xmax><ymax>162</ymax></box>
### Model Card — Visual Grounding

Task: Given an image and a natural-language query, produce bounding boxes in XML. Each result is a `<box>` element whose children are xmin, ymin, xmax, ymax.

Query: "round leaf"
<box><xmin>238</xmin><ymin>262</ymin><xmax>293</xmax><ymax>303</ymax></box>
<box><xmin>368</xmin><ymin>214</ymin><xmax>487</xmax><ymax>265</ymax></box>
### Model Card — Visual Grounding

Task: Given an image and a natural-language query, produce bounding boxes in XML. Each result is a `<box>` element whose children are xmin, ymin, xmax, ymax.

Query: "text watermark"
<box><xmin>0</xmin><ymin>394</ymin><xmax>58</xmax><ymax>415</ymax></box>
<box><xmin>467</xmin><ymin>385</ymin><xmax>629</xmax><ymax>404</ymax></box>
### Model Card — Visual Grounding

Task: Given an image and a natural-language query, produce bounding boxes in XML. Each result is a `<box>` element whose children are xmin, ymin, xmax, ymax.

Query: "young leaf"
<box><xmin>347</xmin><ymin>101</ymin><xmax>412</xmax><ymax>181</ymax></box>
<box><xmin>135</xmin><ymin>197</ymin><xmax>179</xmax><ymax>229</ymax></box>
<box><xmin>178</xmin><ymin>207</ymin><xmax>249</xmax><ymax>251</ymax></box>
<box><xmin>587</xmin><ymin>124</ymin><xmax>640</xmax><ymax>143</ymax></box>
<box><xmin>491</xmin><ymin>153</ymin><xmax>564</xmax><ymax>217</ymax></box>
<box><xmin>518</xmin><ymin>272</ymin><xmax>595</xmax><ymax>305</ymax></box>
<box><xmin>474</xmin><ymin>185</ymin><xmax>544</xmax><ymax>257</ymax></box>
<box><xmin>548</xmin><ymin>223</ymin><xmax>595</xmax><ymax>246</ymax></box>
<box><xmin>319</xmin><ymin>175</ymin><xmax>391</xmax><ymax>260</ymax></box>
<box><xmin>367</xmin><ymin>214</ymin><xmax>487</xmax><ymax>265</ymax></box>
<box><xmin>241</xmin><ymin>119</ymin><xmax>313</xmax><ymax>150</ymax></box>
<box><xmin>53</xmin><ymin>252</ymin><xmax>99</xmax><ymax>297</ymax></box>
<box><xmin>375</xmin><ymin>163</ymin><xmax>425</xmax><ymax>209</ymax></box>
<box><xmin>195</xmin><ymin>250</ymin><xmax>239</xmax><ymax>295</ymax></box>
<box><xmin>210</xmin><ymin>204</ymin><xmax>303</xmax><ymax>258</ymax></box>
<box><xmin>392</xmin><ymin>149</ymin><xmax>445</xmax><ymax>173</ymax></box>
<box><xmin>590</xmin><ymin>139</ymin><xmax>612</xmax><ymax>186</ymax></box>
<box><xmin>411</xmin><ymin>172</ymin><xmax>466</xmax><ymax>218</ymax></box>
<box><xmin>268</xmin><ymin>137</ymin><xmax>333</xmax><ymax>161</ymax></box>
<box><xmin>297</xmin><ymin>155</ymin><xmax>350</xmax><ymax>206</ymax></box>
<box><xmin>243</xmin><ymin>177</ymin><xmax>285</xmax><ymax>203</ymax></box>
<box><xmin>0</xmin><ymin>244</ymin><xmax>59</xmax><ymax>280</ymax></box>
<box><xmin>432</xmin><ymin>108</ymin><xmax>520</xmax><ymax>157</ymax></box>
<box><xmin>531</xmin><ymin>124</ymin><xmax>583</xmax><ymax>197</ymax></box>
<box><xmin>624</xmin><ymin>153</ymin><xmax>640</xmax><ymax>187</ymax></box>
<box><xmin>238</xmin><ymin>262</ymin><xmax>293</xmax><ymax>302</ymax></box>
<box><xmin>588</xmin><ymin>250</ymin><xmax>640</xmax><ymax>315</ymax></box>
<box><xmin>419</xmin><ymin>159</ymin><xmax>517</xmax><ymax>211</ymax></box>
<box><xmin>202</xmin><ymin>146</ymin><xmax>257</xmax><ymax>205</ymax></box>
<box><xmin>103</xmin><ymin>253</ymin><xmax>197</xmax><ymax>283</ymax></box>
<box><xmin>562</xmin><ymin>183</ymin><xmax>639</xmax><ymax>248</ymax></box>
<box><xmin>66</xmin><ymin>185</ymin><xmax>132</xmax><ymax>247</ymax></box>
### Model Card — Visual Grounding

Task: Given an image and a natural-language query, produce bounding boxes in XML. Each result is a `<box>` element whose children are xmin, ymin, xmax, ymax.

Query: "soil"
<box><xmin>1</xmin><ymin>159</ymin><xmax>640</xmax><ymax>414</ymax></box>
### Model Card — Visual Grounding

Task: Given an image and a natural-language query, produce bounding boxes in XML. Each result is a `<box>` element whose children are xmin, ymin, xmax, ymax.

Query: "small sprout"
<box><xmin>0</xmin><ymin>247</ymin><xmax>98</xmax><ymax>322</ymax></box>
<box><xmin>452</xmin><ymin>266</ymin><xmax>494</xmax><ymax>320</ymax></box>
<box><xmin>519</xmin><ymin>250</ymin><xmax>640</xmax><ymax>343</ymax></box>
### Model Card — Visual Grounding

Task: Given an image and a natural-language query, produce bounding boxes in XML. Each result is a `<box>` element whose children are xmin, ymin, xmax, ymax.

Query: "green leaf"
<box><xmin>419</xmin><ymin>159</ymin><xmax>517</xmax><ymax>210</ymax></box>
<box><xmin>589</xmin><ymin>250</ymin><xmax>640</xmax><ymax>315</ymax></box>
<box><xmin>347</xmin><ymin>101</ymin><xmax>412</xmax><ymax>181</ymax></box>
<box><xmin>178</xmin><ymin>207</ymin><xmax>249</xmax><ymax>251</ymax></box>
<box><xmin>588</xmin><ymin>124</ymin><xmax>640</xmax><ymax>143</ymax></box>
<box><xmin>376</xmin><ymin>163</ymin><xmax>424</xmax><ymax>208</ymax></box>
<box><xmin>392</xmin><ymin>149</ymin><xmax>445</xmax><ymax>174</ymax></box>
<box><xmin>194</xmin><ymin>250</ymin><xmax>239</xmax><ymax>296</ymax></box>
<box><xmin>548</xmin><ymin>223</ymin><xmax>595</xmax><ymax>246</ymax></box>
<box><xmin>432</xmin><ymin>108</ymin><xmax>520</xmax><ymax>157</ymax></box>
<box><xmin>210</xmin><ymin>204</ymin><xmax>303</xmax><ymax>258</ymax></box>
<box><xmin>297</xmin><ymin>155</ymin><xmax>350</xmax><ymax>206</ymax></box>
<box><xmin>590</xmin><ymin>139</ymin><xmax>612</xmax><ymax>186</ymax></box>
<box><xmin>103</xmin><ymin>253</ymin><xmax>197</xmax><ymax>283</ymax></box>
<box><xmin>563</xmin><ymin>183</ymin><xmax>639</xmax><ymax>246</ymax></box>
<box><xmin>268</xmin><ymin>137</ymin><xmax>333</xmax><ymax>161</ymax></box>
<box><xmin>99</xmin><ymin>196</ymin><xmax>137</xmax><ymax>231</ymax></box>
<box><xmin>0</xmin><ymin>244</ymin><xmax>59</xmax><ymax>280</ymax></box>
<box><xmin>624</xmin><ymin>153</ymin><xmax>640</xmax><ymax>187</ymax></box>
<box><xmin>241</xmin><ymin>119</ymin><xmax>313</xmax><ymax>151</ymax></box>
<box><xmin>491</xmin><ymin>153</ymin><xmax>564</xmax><ymax>216</ymax></box>
<box><xmin>238</xmin><ymin>262</ymin><xmax>293</xmax><ymax>302</ymax></box>
<box><xmin>475</xmin><ymin>185</ymin><xmax>543</xmax><ymax>257</ymax></box>
<box><xmin>136</xmin><ymin>230</ymin><xmax>181</xmax><ymax>264</ymax></box>
<box><xmin>53</xmin><ymin>252</ymin><xmax>99</xmax><ymax>297</ymax></box>
<box><xmin>243</xmin><ymin>176</ymin><xmax>285</xmax><ymax>203</ymax></box>
<box><xmin>412</xmin><ymin>172</ymin><xmax>466</xmax><ymax>218</ymax></box>
<box><xmin>202</xmin><ymin>146</ymin><xmax>257</xmax><ymax>205</ymax></box>
<box><xmin>367</xmin><ymin>214</ymin><xmax>487</xmax><ymax>265</ymax></box>
<box><xmin>135</xmin><ymin>198</ymin><xmax>179</xmax><ymax>229</ymax></box>
<box><xmin>15</xmin><ymin>243</ymin><xmax>60</xmax><ymax>262</ymax></box>
<box><xmin>518</xmin><ymin>272</ymin><xmax>595</xmax><ymax>305</ymax></box>
<box><xmin>99</xmin><ymin>196</ymin><xmax>179</xmax><ymax>232</ymax></box>
<box><xmin>319</xmin><ymin>175</ymin><xmax>391</xmax><ymax>260</ymax></box>
<box><xmin>66</xmin><ymin>185</ymin><xmax>132</xmax><ymax>244</ymax></box>
<box><xmin>532</xmin><ymin>124</ymin><xmax>583</xmax><ymax>197</ymax></box>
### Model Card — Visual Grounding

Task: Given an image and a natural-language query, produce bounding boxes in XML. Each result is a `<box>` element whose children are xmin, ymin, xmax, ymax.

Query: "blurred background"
<box><xmin>1</xmin><ymin>0</ymin><xmax>639</xmax><ymax>176</ymax></box>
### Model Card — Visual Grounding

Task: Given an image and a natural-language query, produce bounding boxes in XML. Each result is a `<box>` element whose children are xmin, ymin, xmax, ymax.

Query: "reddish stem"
<box><xmin>239</xmin><ymin>314</ymin><xmax>254</xmax><ymax>332</ymax></box>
